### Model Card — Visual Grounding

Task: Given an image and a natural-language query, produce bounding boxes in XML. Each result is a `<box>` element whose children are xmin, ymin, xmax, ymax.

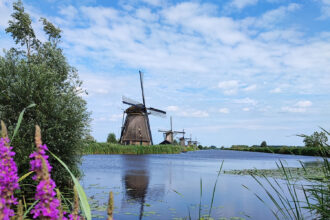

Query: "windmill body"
<box><xmin>119</xmin><ymin>71</ymin><xmax>166</xmax><ymax>145</ymax></box>
<box><xmin>159</xmin><ymin>116</ymin><xmax>185</xmax><ymax>145</ymax></box>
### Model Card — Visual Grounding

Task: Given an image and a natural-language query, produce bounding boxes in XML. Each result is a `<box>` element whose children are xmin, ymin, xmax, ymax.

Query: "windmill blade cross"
<box><xmin>148</xmin><ymin>107</ymin><xmax>166</xmax><ymax>118</ymax></box>
<box><xmin>122</xmin><ymin>96</ymin><xmax>143</xmax><ymax>106</ymax></box>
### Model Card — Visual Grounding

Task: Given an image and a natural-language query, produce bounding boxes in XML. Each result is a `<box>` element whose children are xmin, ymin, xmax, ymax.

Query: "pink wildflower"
<box><xmin>29</xmin><ymin>125</ymin><xmax>59</xmax><ymax>219</ymax></box>
<box><xmin>0</xmin><ymin>121</ymin><xmax>20</xmax><ymax>220</ymax></box>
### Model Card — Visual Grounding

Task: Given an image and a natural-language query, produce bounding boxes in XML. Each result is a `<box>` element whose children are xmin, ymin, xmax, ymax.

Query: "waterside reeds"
<box><xmin>81</xmin><ymin>142</ymin><xmax>195</xmax><ymax>155</ymax></box>
<box><xmin>225</xmin><ymin>146</ymin><xmax>328</xmax><ymax>157</ymax></box>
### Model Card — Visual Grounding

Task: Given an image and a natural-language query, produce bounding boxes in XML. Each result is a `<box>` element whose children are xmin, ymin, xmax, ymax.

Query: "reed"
<box><xmin>81</xmin><ymin>142</ymin><xmax>189</xmax><ymax>155</ymax></box>
<box><xmin>225</xmin><ymin>146</ymin><xmax>328</xmax><ymax>157</ymax></box>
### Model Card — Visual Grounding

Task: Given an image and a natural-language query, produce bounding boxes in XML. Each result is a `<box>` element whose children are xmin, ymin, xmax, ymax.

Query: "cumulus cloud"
<box><xmin>166</xmin><ymin>105</ymin><xmax>208</xmax><ymax>118</ymax></box>
<box><xmin>218</xmin><ymin>80</ymin><xmax>240</xmax><ymax>95</ymax></box>
<box><xmin>110</xmin><ymin>114</ymin><xmax>123</xmax><ymax>121</ymax></box>
<box><xmin>281</xmin><ymin>100</ymin><xmax>312</xmax><ymax>113</ymax></box>
<box><xmin>219</xmin><ymin>108</ymin><xmax>230</xmax><ymax>114</ymax></box>
<box><xmin>166</xmin><ymin>105</ymin><xmax>179</xmax><ymax>111</ymax></box>
<box><xmin>318</xmin><ymin>0</ymin><xmax>330</xmax><ymax>19</ymax></box>
<box><xmin>243</xmin><ymin>84</ymin><xmax>257</xmax><ymax>92</ymax></box>
<box><xmin>233</xmin><ymin>98</ymin><xmax>258</xmax><ymax>106</ymax></box>
<box><xmin>228</xmin><ymin>0</ymin><xmax>259</xmax><ymax>10</ymax></box>
<box><xmin>296</xmin><ymin>100</ymin><xmax>312</xmax><ymax>108</ymax></box>
<box><xmin>270</xmin><ymin>87</ymin><xmax>282</xmax><ymax>93</ymax></box>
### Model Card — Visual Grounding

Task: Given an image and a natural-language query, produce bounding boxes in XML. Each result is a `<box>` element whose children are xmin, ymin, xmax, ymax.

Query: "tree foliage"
<box><xmin>0</xmin><ymin>1</ymin><xmax>90</xmax><ymax>187</ymax></box>
<box><xmin>303</xmin><ymin>131</ymin><xmax>328</xmax><ymax>148</ymax></box>
<box><xmin>107</xmin><ymin>133</ymin><xmax>117</xmax><ymax>143</ymax></box>
<box><xmin>261</xmin><ymin>141</ymin><xmax>267</xmax><ymax>148</ymax></box>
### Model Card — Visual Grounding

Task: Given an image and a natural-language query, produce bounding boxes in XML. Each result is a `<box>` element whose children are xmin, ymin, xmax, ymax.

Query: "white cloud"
<box><xmin>0</xmin><ymin>0</ymin><xmax>12</xmax><ymax>28</ymax></box>
<box><xmin>242</xmin><ymin>107</ymin><xmax>250</xmax><ymax>111</ymax></box>
<box><xmin>166</xmin><ymin>105</ymin><xmax>208</xmax><ymax>117</ymax></box>
<box><xmin>281</xmin><ymin>100</ymin><xmax>312</xmax><ymax>113</ymax></box>
<box><xmin>166</xmin><ymin>105</ymin><xmax>179</xmax><ymax>111</ymax></box>
<box><xmin>270</xmin><ymin>87</ymin><xmax>282</xmax><ymax>93</ymax></box>
<box><xmin>296</xmin><ymin>100</ymin><xmax>312</xmax><ymax>108</ymax></box>
<box><xmin>110</xmin><ymin>114</ymin><xmax>123</xmax><ymax>121</ymax></box>
<box><xmin>242</xmin><ymin>3</ymin><xmax>301</xmax><ymax>28</ymax></box>
<box><xmin>219</xmin><ymin>108</ymin><xmax>230</xmax><ymax>114</ymax></box>
<box><xmin>229</xmin><ymin>0</ymin><xmax>258</xmax><ymax>10</ymax></box>
<box><xmin>141</xmin><ymin>0</ymin><xmax>163</xmax><ymax>7</ymax></box>
<box><xmin>218</xmin><ymin>80</ymin><xmax>240</xmax><ymax>95</ymax></box>
<box><xmin>281</xmin><ymin>106</ymin><xmax>306</xmax><ymax>113</ymax></box>
<box><xmin>183</xmin><ymin>110</ymin><xmax>209</xmax><ymax>118</ymax></box>
<box><xmin>318</xmin><ymin>0</ymin><xmax>330</xmax><ymax>20</ymax></box>
<box><xmin>243</xmin><ymin>84</ymin><xmax>257</xmax><ymax>92</ymax></box>
<box><xmin>233</xmin><ymin>98</ymin><xmax>257</xmax><ymax>106</ymax></box>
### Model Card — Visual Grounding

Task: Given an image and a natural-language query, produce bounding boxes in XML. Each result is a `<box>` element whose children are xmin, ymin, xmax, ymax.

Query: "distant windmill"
<box><xmin>119</xmin><ymin>71</ymin><xmax>166</xmax><ymax>145</ymax></box>
<box><xmin>187</xmin><ymin>134</ymin><xmax>199</xmax><ymax>146</ymax></box>
<box><xmin>158</xmin><ymin>116</ymin><xmax>185</xmax><ymax>145</ymax></box>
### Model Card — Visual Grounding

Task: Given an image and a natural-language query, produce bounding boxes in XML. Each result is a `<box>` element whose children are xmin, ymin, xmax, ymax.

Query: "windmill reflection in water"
<box><xmin>121</xmin><ymin>155</ymin><xmax>165</xmax><ymax>220</ymax></box>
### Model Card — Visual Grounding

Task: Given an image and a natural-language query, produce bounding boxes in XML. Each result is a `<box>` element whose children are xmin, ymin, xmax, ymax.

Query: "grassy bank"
<box><xmin>81</xmin><ymin>142</ymin><xmax>195</xmax><ymax>155</ymax></box>
<box><xmin>224</xmin><ymin>145</ymin><xmax>329</xmax><ymax>157</ymax></box>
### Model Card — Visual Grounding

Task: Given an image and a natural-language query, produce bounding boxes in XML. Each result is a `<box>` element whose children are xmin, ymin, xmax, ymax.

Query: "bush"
<box><xmin>0</xmin><ymin>1</ymin><xmax>90</xmax><ymax>187</ymax></box>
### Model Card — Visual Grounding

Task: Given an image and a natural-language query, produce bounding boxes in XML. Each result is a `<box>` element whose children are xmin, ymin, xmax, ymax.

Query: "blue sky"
<box><xmin>1</xmin><ymin>0</ymin><xmax>330</xmax><ymax>146</ymax></box>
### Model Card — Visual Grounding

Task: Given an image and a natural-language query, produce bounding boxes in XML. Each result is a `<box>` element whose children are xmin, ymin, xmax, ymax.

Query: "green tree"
<box><xmin>261</xmin><ymin>141</ymin><xmax>267</xmax><ymax>148</ymax></box>
<box><xmin>303</xmin><ymin>131</ymin><xmax>328</xmax><ymax>148</ymax></box>
<box><xmin>0</xmin><ymin>1</ymin><xmax>90</xmax><ymax>187</ymax></box>
<box><xmin>107</xmin><ymin>133</ymin><xmax>117</xmax><ymax>143</ymax></box>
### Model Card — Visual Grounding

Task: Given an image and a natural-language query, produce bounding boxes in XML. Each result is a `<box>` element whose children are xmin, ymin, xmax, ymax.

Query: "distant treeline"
<box><xmin>224</xmin><ymin>145</ymin><xmax>329</xmax><ymax>157</ymax></box>
<box><xmin>81</xmin><ymin>142</ymin><xmax>195</xmax><ymax>155</ymax></box>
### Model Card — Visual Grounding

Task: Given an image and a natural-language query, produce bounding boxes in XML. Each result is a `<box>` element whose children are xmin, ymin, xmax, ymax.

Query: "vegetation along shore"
<box><xmin>81</xmin><ymin>142</ymin><xmax>195</xmax><ymax>155</ymax></box>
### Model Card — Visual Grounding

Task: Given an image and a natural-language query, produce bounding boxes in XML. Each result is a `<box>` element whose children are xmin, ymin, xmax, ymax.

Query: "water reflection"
<box><xmin>122</xmin><ymin>155</ymin><xmax>150</xmax><ymax>219</ymax></box>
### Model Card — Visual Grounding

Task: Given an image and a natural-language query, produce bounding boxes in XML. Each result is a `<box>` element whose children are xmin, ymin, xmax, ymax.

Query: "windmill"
<box><xmin>158</xmin><ymin>116</ymin><xmax>185</xmax><ymax>145</ymax></box>
<box><xmin>187</xmin><ymin>134</ymin><xmax>199</xmax><ymax>146</ymax></box>
<box><xmin>119</xmin><ymin>71</ymin><xmax>166</xmax><ymax>145</ymax></box>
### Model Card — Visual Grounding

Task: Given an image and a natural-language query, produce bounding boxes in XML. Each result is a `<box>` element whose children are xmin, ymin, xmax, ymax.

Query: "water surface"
<box><xmin>80</xmin><ymin>150</ymin><xmax>321</xmax><ymax>219</ymax></box>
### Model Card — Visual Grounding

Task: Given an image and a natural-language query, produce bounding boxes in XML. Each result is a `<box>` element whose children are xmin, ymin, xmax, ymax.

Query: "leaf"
<box><xmin>48</xmin><ymin>151</ymin><xmax>91</xmax><ymax>220</ymax></box>
<box><xmin>11</xmin><ymin>103</ymin><xmax>36</xmax><ymax>141</ymax></box>
<box><xmin>23</xmin><ymin>200</ymin><xmax>39</xmax><ymax>219</ymax></box>
<box><xmin>18</xmin><ymin>171</ymin><xmax>34</xmax><ymax>182</ymax></box>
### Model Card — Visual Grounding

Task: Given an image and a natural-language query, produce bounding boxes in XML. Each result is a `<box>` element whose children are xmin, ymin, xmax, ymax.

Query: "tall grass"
<box><xmin>81</xmin><ymin>142</ymin><xmax>192</xmax><ymax>155</ymax></box>
<box><xmin>245</xmin><ymin>133</ymin><xmax>330</xmax><ymax>220</ymax></box>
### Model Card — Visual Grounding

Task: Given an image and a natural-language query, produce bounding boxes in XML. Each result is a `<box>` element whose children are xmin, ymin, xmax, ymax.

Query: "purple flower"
<box><xmin>0</xmin><ymin>137</ymin><xmax>20</xmax><ymax>219</ymax></box>
<box><xmin>30</xmin><ymin>126</ymin><xmax>60</xmax><ymax>219</ymax></box>
<box><xmin>69</xmin><ymin>213</ymin><xmax>81</xmax><ymax>220</ymax></box>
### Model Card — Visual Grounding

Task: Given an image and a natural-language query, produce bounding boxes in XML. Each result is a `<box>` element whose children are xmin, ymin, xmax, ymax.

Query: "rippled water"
<box><xmin>80</xmin><ymin>150</ymin><xmax>321</xmax><ymax>220</ymax></box>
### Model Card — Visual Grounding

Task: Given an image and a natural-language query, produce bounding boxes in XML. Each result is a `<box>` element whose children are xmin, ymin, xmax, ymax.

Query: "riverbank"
<box><xmin>81</xmin><ymin>142</ymin><xmax>196</xmax><ymax>155</ymax></box>
<box><xmin>223</xmin><ymin>146</ymin><xmax>329</xmax><ymax>157</ymax></box>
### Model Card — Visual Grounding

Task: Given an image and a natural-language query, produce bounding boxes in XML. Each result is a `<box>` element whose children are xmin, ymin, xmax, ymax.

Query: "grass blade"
<box><xmin>199</xmin><ymin>178</ymin><xmax>202</xmax><ymax>220</ymax></box>
<box><xmin>48</xmin><ymin>151</ymin><xmax>91</xmax><ymax>220</ymax></box>
<box><xmin>18</xmin><ymin>171</ymin><xmax>34</xmax><ymax>182</ymax></box>
<box><xmin>208</xmin><ymin>160</ymin><xmax>224</xmax><ymax>217</ymax></box>
<box><xmin>11</xmin><ymin>103</ymin><xmax>36</xmax><ymax>141</ymax></box>
<box><xmin>23</xmin><ymin>200</ymin><xmax>39</xmax><ymax>218</ymax></box>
